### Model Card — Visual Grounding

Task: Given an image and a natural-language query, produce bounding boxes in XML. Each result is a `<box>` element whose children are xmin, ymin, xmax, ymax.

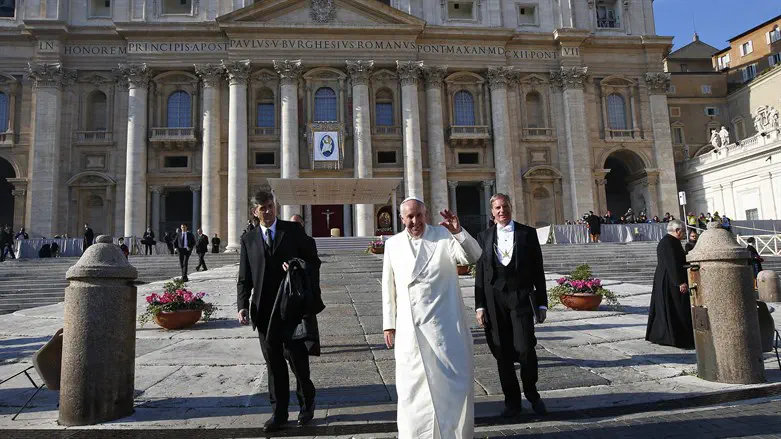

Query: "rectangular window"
<box><xmin>742</xmin><ymin>63</ymin><xmax>758</xmax><ymax>82</ymax></box>
<box><xmin>596</xmin><ymin>1</ymin><xmax>619</xmax><ymax>28</ymax></box>
<box><xmin>375</xmin><ymin>102</ymin><xmax>393</xmax><ymax>126</ymax></box>
<box><xmin>740</xmin><ymin>40</ymin><xmax>753</xmax><ymax>56</ymax></box>
<box><xmin>256</xmin><ymin>103</ymin><xmax>274</xmax><ymax>127</ymax></box>
<box><xmin>377</xmin><ymin>151</ymin><xmax>397</xmax><ymax>164</ymax></box>
<box><xmin>769</xmin><ymin>28</ymin><xmax>781</xmax><ymax>44</ymax></box>
<box><xmin>670</xmin><ymin>107</ymin><xmax>681</xmax><ymax>117</ymax></box>
<box><xmin>704</xmin><ymin>107</ymin><xmax>719</xmax><ymax>116</ymax></box>
<box><xmin>517</xmin><ymin>4</ymin><xmax>537</xmax><ymax>26</ymax></box>
<box><xmin>447</xmin><ymin>1</ymin><xmax>475</xmax><ymax>20</ymax></box>
<box><xmin>163</xmin><ymin>0</ymin><xmax>192</xmax><ymax>14</ymax></box>
<box><xmin>89</xmin><ymin>0</ymin><xmax>111</xmax><ymax>17</ymax></box>
<box><xmin>769</xmin><ymin>53</ymin><xmax>781</xmax><ymax>66</ymax></box>
<box><xmin>717</xmin><ymin>54</ymin><xmax>730</xmax><ymax>70</ymax></box>
<box><xmin>163</xmin><ymin>156</ymin><xmax>188</xmax><ymax>168</ymax></box>
<box><xmin>457</xmin><ymin>152</ymin><xmax>480</xmax><ymax>165</ymax></box>
<box><xmin>254</xmin><ymin>152</ymin><xmax>275</xmax><ymax>166</ymax></box>
<box><xmin>672</xmin><ymin>127</ymin><xmax>684</xmax><ymax>145</ymax></box>
<box><xmin>680</xmin><ymin>64</ymin><xmax>688</xmax><ymax>72</ymax></box>
<box><xmin>735</xmin><ymin>120</ymin><xmax>746</xmax><ymax>140</ymax></box>
<box><xmin>745</xmin><ymin>208</ymin><xmax>759</xmax><ymax>220</ymax></box>
<box><xmin>667</xmin><ymin>84</ymin><xmax>676</xmax><ymax>94</ymax></box>
<box><xmin>701</xmin><ymin>85</ymin><xmax>712</xmax><ymax>95</ymax></box>
<box><xmin>0</xmin><ymin>0</ymin><xmax>15</xmax><ymax>18</ymax></box>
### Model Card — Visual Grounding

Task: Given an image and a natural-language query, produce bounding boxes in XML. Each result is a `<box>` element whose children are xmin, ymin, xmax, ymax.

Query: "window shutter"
<box><xmin>768</xmin><ymin>32</ymin><xmax>772</xmax><ymax>45</ymax></box>
<box><xmin>748</xmin><ymin>41</ymin><xmax>753</xmax><ymax>52</ymax></box>
<box><xmin>740</xmin><ymin>45</ymin><xmax>745</xmax><ymax>56</ymax></box>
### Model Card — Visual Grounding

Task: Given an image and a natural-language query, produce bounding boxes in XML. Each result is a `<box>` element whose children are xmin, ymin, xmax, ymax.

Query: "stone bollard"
<box><xmin>757</xmin><ymin>270</ymin><xmax>780</xmax><ymax>302</ymax></box>
<box><xmin>59</xmin><ymin>235</ymin><xmax>139</xmax><ymax>426</ymax></box>
<box><xmin>686</xmin><ymin>223</ymin><xmax>765</xmax><ymax>384</ymax></box>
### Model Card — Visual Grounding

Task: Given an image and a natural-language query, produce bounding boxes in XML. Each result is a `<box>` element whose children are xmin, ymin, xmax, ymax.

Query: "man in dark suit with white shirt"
<box><xmin>174</xmin><ymin>223</ymin><xmax>195</xmax><ymax>281</ymax></box>
<box><xmin>237</xmin><ymin>191</ymin><xmax>322</xmax><ymax>432</ymax></box>
<box><xmin>474</xmin><ymin>193</ymin><xmax>548</xmax><ymax>418</ymax></box>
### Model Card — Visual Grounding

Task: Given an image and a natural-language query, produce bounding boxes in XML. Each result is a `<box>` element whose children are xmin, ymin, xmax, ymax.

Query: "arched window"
<box><xmin>256</xmin><ymin>88</ymin><xmax>274</xmax><ymax>128</ymax></box>
<box><xmin>453</xmin><ymin>90</ymin><xmax>475</xmax><ymax>125</ymax></box>
<box><xmin>0</xmin><ymin>92</ymin><xmax>8</xmax><ymax>132</ymax></box>
<box><xmin>167</xmin><ymin>91</ymin><xmax>191</xmax><ymax>128</ymax></box>
<box><xmin>86</xmin><ymin>91</ymin><xmax>108</xmax><ymax>131</ymax></box>
<box><xmin>375</xmin><ymin>88</ymin><xmax>394</xmax><ymax>126</ymax></box>
<box><xmin>606</xmin><ymin>93</ymin><xmax>627</xmax><ymax>130</ymax></box>
<box><xmin>314</xmin><ymin>87</ymin><xmax>337</xmax><ymax>122</ymax></box>
<box><xmin>525</xmin><ymin>92</ymin><xmax>544</xmax><ymax>128</ymax></box>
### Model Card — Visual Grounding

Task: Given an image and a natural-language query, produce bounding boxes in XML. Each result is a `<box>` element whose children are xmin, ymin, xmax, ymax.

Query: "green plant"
<box><xmin>138</xmin><ymin>279</ymin><xmax>216</xmax><ymax>326</ymax></box>
<box><xmin>548</xmin><ymin>264</ymin><xmax>620</xmax><ymax>310</ymax></box>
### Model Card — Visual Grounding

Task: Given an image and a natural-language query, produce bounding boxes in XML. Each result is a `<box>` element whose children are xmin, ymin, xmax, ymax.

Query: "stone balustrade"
<box><xmin>679</xmin><ymin>130</ymin><xmax>780</xmax><ymax>171</ymax></box>
<box><xmin>73</xmin><ymin>130</ymin><xmax>113</xmax><ymax>144</ymax></box>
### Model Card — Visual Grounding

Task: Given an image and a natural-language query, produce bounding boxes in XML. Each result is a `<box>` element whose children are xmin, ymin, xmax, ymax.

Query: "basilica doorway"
<box><xmin>456</xmin><ymin>184</ymin><xmax>483</xmax><ymax>237</ymax></box>
<box><xmin>604</xmin><ymin>150</ymin><xmax>653</xmax><ymax>218</ymax></box>
<box><xmin>0</xmin><ymin>157</ymin><xmax>14</xmax><ymax>228</ymax></box>
<box><xmin>312</xmin><ymin>205</ymin><xmax>344</xmax><ymax>237</ymax></box>
<box><xmin>163</xmin><ymin>190</ymin><xmax>193</xmax><ymax>234</ymax></box>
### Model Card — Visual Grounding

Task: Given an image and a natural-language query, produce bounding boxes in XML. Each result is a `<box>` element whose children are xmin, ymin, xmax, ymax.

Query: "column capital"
<box><xmin>223</xmin><ymin>60</ymin><xmax>251</xmax><ymax>86</ymax></box>
<box><xmin>189</xmin><ymin>184</ymin><xmax>202</xmax><ymax>192</ymax></box>
<box><xmin>11</xmin><ymin>189</ymin><xmax>26</xmax><ymax>197</ymax></box>
<box><xmin>447</xmin><ymin>180</ymin><xmax>459</xmax><ymax>189</ymax></box>
<box><xmin>487</xmin><ymin>66</ymin><xmax>517</xmax><ymax>90</ymax></box>
<box><xmin>644</xmin><ymin>72</ymin><xmax>672</xmax><ymax>94</ymax></box>
<box><xmin>116</xmin><ymin>63</ymin><xmax>151</xmax><ymax>89</ymax></box>
<box><xmin>27</xmin><ymin>62</ymin><xmax>72</xmax><ymax>88</ymax></box>
<box><xmin>273</xmin><ymin>59</ymin><xmax>303</xmax><ymax>86</ymax></box>
<box><xmin>550</xmin><ymin>66</ymin><xmax>589</xmax><ymax>90</ymax></box>
<box><xmin>481</xmin><ymin>179</ymin><xmax>495</xmax><ymax>189</ymax></box>
<box><xmin>345</xmin><ymin>60</ymin><xmax>374</xmax><ymax>86</ymax></box>
<box><xmin>195</xmin><ymin>64</ymin><xmax>225</xmax><ymax>88</ymax></box>
<box><xmin>422</xmin><ymin>65</ymin><xmax>448</xmax><ymax>89</ymax></box>
<box><xmin>149</xmin><ymin>185</ymin><xmax>163</xmax><ymax>194</ymax></box>
<box><xmin>396</xmin><ymin>60</ymin><xmax>423</xmax><ymax>86</ymax></box>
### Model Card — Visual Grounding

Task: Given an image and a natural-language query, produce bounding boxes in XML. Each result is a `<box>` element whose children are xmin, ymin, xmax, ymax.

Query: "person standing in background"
<box><xmin>195</xmin><ymin>228</ymin><xmax>209</xmax><ymax>272</ymax></box>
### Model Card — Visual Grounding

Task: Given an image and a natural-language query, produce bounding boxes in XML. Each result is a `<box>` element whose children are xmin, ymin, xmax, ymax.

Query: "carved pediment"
<box><xmin>217</xmin><ymin>0</ymin><xmax>425</xmax><ymax>29</ymax></box>
<box><xmin>78</xmin><ymin>73</ymin><xmax>114</xmax><ymax>86</ymax></box>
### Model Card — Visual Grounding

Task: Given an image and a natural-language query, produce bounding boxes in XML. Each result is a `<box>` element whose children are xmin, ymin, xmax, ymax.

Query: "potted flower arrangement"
<box><xmin>549</xmin><ymin>264</ymin><xmax>619</xmax><ymax>311</ymax></box>
<box><xmin>138</xmin><ymin>278</ymin><xmax>216</xmax><ymax>330</ymax></box>
<box><xmin>366</xmin><ymin>238</ymin><xmax>385</xmax><ymax>254</ymax></box>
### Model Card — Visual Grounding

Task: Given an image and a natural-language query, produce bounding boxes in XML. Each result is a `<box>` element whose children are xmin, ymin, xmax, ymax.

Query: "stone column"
<box><xmin>159</xmin><ymin>189</ymin><xmax>167</xmax><ymax>235</ymax></box>
<box><xmin>117</xmin><ymin>63</ymin><xmax>150</xmax><ymax>238</ymax></box>
<box><xmin>551</xmin><ymin>66</ymin><xmax>595</xmax><ymax>218</ymax></box>
<box><xmin>11</xmin><ymin>188</ymin><xmax>26</xmax><ymax>230</ymax></box>
<box><xmin>448</xmin><ymin>180</ymin><xmax>458</xmax><ymax>215</ymax></box>
<box><xmin>646</xmin><ymin>171</ymin><xmax>660</xmax><ymax>219</ymax></box>
<box><xmin>343</xmin><ymin>204</ymin><xmax>353</xmax><ymax>237</ymax></box>
<box><xmin>346</xmin><ymin>60</ymin><xmax>375</xmax><ymax>237</ymax></box>
<box><xmin>195</xmin><ymin>64</ymin><xmax>224</xmax><ymax>239</ymax></box>
<box><xmin>26</xmin><ymin>63</ymin><xmax>68</xmax><ymax>238</ymax></box>
<box><xmin>482</xmin><ymin>180</ymin><xmax>494</xmax><ymax>226</ymax></box>
<box><xmin>150</xmin><ymin>186</ymin><xmax>161</xmax><ymax>236</ymax></box>
<box><xmin>223</xmin><ymin>60</ymin><xmax>250</xmax><ymax>252</ymax></box>
<box><xmin>397</xmin><ymin>61</ymin><xmax>424</xmax><ymax>200</ymax></box>
<box><xmin>487</xmin><ymin>67</ymin><xmax>518</xmax><ymax>207</ymax></box>
<box><xmin>190</xmin><ymin>184</ymin><xmax>201</xmax><ymax>230</ymax></box>
<box><xmin>274</xmin><ymin>60</ymin><xmax>304</xmax><ymax>219</ymax></box>
<box><xmin>594</xmin><ymin>176</ymin><xmax>608</xmax><ymax>215</ymax></box>
<box><xmin>423</xmin><ymin>65</ymin><xmax>449</xmax><ymax>218</ymax></box>
<box><xmin>645</xmin><ymin>72</ymin><xmax>679</xmax><ymax>216</ymax></box>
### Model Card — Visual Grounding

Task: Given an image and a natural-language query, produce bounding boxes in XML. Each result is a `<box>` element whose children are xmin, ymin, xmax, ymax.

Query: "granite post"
<box><xmin>757</xmin><ymin>270</ymin><xmax>780</xmax><ymax>302</ymax></box>
<box><xmin>59</xmin><ymin>235</ymin><xmax>139</xmax><ymax>425</ymax></box>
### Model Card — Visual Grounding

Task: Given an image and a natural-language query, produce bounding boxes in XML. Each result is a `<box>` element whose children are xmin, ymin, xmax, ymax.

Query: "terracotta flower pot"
<box><xmin>457</xmin><ymin>265</ymin><xmax>470</xmax><ymax>276</ymax></box>
<box><xmin>154</xmin><ymin>309</ymin><xmax>203</xmax><ymax>330</ymax></box>
<box><xmin>370</xmin><ymin>247</ymin><xmax>384</xmax><ymax>254</ymax></box>
<box><xmin>560</xmin><ymin>293</ymin><xmax>603</xmax><ymax>311</ymax></box>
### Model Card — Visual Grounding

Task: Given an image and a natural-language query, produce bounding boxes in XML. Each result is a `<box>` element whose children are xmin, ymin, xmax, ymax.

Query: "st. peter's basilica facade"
<box><xmin>0</xmin><ymin>0</ymin><xmax>677</xmax><ymax>250</ymax></box>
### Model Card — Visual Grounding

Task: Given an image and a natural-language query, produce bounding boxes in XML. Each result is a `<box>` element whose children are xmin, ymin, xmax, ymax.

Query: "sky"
<box><xmin>654</xmin><ymin>0</ymin><xmax>781</xmax><ymax>50</ymax></box>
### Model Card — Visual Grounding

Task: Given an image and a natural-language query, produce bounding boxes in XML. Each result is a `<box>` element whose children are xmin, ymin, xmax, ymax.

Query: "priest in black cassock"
<box><xmin>645</xmin><ymin>219</ymin><xmax>694</xmax><ymax>349</ymax></box>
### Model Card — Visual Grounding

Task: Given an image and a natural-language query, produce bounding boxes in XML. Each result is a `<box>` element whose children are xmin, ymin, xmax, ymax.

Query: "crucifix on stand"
<box><xmin>322</xmin><ymin>209</ymin><xmax>334</xmax><ymax>230</ymax></box>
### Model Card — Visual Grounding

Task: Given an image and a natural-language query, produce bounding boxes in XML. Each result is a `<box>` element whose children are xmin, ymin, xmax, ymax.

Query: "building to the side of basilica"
<box><xmin>0</xmin><ymin>0</ymin><xmax>678</xmax><ymax>248</ymax></box>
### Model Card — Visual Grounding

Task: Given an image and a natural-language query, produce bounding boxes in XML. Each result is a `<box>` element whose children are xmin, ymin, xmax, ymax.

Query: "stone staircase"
<box><xmin>0</xmin><ymin>241</ymin><xmax>778</xmax><ymax>315</ymax></box>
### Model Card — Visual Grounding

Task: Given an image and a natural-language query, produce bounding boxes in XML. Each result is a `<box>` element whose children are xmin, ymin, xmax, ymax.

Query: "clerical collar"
<box><xmin>405</xmin><ymin>225</ymin><xmax>426</xmax><ymax>240</ymax></box>
<box><xmin>259</xmin><ymin>219</ymin><xmax>277</xmax><ymax>237</ymax></box>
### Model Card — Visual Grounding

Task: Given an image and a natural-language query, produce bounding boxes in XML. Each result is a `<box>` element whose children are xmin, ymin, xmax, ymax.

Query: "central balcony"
<box><xmin>250</xmin><ymin>127</ymin><xmax>280</xmax><ymax>139</ymax></box>
<box><xmin>149</xmin><ymin>127</ymin><xmax>198</xmax><ymax>150</ymax></box>
<box><xmin>372</xmin><ymin>126</ymin><xmax>402</xmax><ymax>138</ymax></box>
<box><xmin>606</xmin><ymin>129</ymin><xmax>642</xmax><ymax>141</ymax></box>
<box><xmin>447</xmin><ymin>125</ymin><xmax>491</xmax><ymax>147</ymax></box>
<box><xmin>73</xmin><ymin>130</ymin><xmax>113</xmax><ymax>145</ymax></box>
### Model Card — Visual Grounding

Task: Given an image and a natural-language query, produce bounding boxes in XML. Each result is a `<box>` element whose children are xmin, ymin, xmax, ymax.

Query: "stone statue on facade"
<box><xmin>718</xmin><ymin>126</ymin><xmax>730</xmax><ymax>147</ymax></box>
<box><xmin>710</xmin><ymin>129</ymin><xmax>722</xmax><ymax>151</ymax></box>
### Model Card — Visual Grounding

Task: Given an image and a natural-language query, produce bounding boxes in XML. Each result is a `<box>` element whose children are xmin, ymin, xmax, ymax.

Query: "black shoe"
<box><xmin>297</xmin><ymin>403</ymin><xmax>315</xmax><ymax>426</ymax></box>
<box><xmin>182</xmin><ymin>276</ymin><xmax>189</xmax><ymax>282</ymax></box>
<box><xmin>530</xmin><ymin>399</ymin><xmax>548</xmax><ymax>416</ymax></box>
<box><xmin>263</xmin><ymin>416</ymin><xmax>288</xmax><ymax>432</ymax></box>
<box><xmin>500</xmin><ymin>406</ymin><xmax>522</xmax><ymax>418</ymax></box>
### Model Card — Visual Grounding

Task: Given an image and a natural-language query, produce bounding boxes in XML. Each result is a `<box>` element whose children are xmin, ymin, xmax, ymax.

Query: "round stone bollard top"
<box><xmin>687</xmin><ymin>222</ymin><xmax>750</xmax><ymax>264</ymax></box>
<box><xmin>66</xmin><ymin>235</ymin><xmax>138</xmax><ymax>280</ymax></box>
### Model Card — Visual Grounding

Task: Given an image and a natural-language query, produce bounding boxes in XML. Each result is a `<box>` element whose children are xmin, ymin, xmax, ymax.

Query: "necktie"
<box><xmin>265</xmin><ymin>229</ymin><xmax>273</xmax><ymax>255</ymax></box>
<box><xmin>183</xmin><ymin>233</ymin><xmax>187</xmax><ymax>248</ymax></box>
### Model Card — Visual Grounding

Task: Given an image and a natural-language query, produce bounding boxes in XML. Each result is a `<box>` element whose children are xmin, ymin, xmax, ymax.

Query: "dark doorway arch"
<box><xmin>0</xmin><ymin>156</ymin><xmax>15</xmax><ymax>228</ymax></box>
<box><xmin>604</xmin><ymin>150</ymin><xmax>648</xmax><ymax>218</ymax></box>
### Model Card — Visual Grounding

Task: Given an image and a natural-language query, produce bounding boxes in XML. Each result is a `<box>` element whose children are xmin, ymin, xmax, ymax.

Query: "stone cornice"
<box><xmin>195</xmin><ymin>64</ymin><xmax>225</xmax><ymax>88</ymax></box>
<box><xmin>645</xmin><ymin>72</ymin><xmax>671</xmax><ymax>94</ymax></box>
<box><xmin>116</xmin><ymin>63</ymin><xmax>150</xmax><ymax>89</ymax></box>
<box><xmin>223</xmin><ymin>60</ymin><xmax>251</xmax><ymax>86</ymax></box>
<box><xmin>345</xmin><ymin>60</ymin><xmax>374</xmax><ymax>86</ymax></box>
<box><xmin>396</xmin><ymin>60</ymin><xmax>423</xmax><ymax>86</ymax></box>
<box><xmin>550</xmin><ymin>66</ymin><xmax>589</xmax><ymax>90</ymax></box>
<box><xmin>27</xmin><ymin>63</ymin><xmax>67</xmax><ymax>89</ymax></box>
<box><xmin>273</xmin><ymin>59</ymin><xmax>303</xmax><ymax>86</ymax></box>
<box><xmin>422</xmin><ymin>65</ymin><xmax>448</xmax><ymax>89</ymax></box>
<box><xmin>487</xmin><ymin>66</ymin><xmax>516</xmax><ymax>90</ymax></box>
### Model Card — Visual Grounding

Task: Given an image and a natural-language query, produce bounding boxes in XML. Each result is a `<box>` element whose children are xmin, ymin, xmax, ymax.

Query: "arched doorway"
<box><xmin>604</xmin><ymin>150</ymin><xmax>652</xmax><ymax>218</ymax></box>
<box><xmin>0</xmin><ymin>156</ymin><xmax>15</xmax><ymax>228</ymax></box>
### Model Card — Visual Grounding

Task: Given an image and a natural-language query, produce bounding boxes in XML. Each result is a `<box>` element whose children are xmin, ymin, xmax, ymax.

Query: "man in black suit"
<box><xmin>475</xmin><ymin>193</ymin><xmax>548</xmax><ymax>418</ymax></box>
<box><xmin>237</xmin><ymin>191</ymin><xmax>321</xmax><ymax>432</ymax></box>
<box><xmin>195</xmin><ymin>228</ymin><xmax>209</xmax><ymax>272</ymax></box>
<box><xmin>83</xmin><ymin>223</ymin><xmax>95</xmax><ymax>252</ymax></box>
<box><xmin>174</xmin><ymin>223</ymin><xmax>195</xmax><ymax>281</ymax></box>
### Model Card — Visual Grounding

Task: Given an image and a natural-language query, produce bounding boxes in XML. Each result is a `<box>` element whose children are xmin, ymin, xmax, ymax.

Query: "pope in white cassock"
<box><xmin>382</xmin><ymin>197</ymin><xmax>482</xmax><ymax>438</ymax></box>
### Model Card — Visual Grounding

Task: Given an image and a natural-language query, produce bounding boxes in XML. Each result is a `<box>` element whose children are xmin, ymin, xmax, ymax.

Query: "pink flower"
<box><xmin>556</xmin><ymin>277</ymin><xmax>566</xmax><ymax>285</ymax></box>
<box><xmin>196</xmin><ymin>292</ymin><xmax>206</xmax><ymax>299</ymax></box>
